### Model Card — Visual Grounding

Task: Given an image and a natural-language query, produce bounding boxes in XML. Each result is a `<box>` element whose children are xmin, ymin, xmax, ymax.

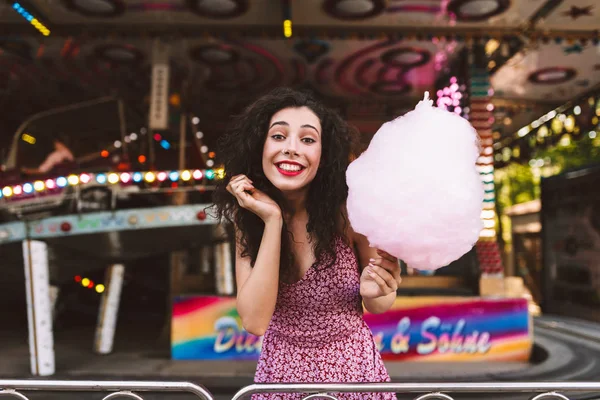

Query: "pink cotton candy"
<box><xmin>346</xmin><ymin>92</ymin><xmax>483</xmax><ymax>270</ymax></box>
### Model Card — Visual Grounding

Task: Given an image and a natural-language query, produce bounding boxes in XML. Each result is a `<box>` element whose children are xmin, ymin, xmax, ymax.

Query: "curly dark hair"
<box><xmin>211</xmin><ymin>87</ymin><xmax>358</xmax><ymax>280</ymax></box>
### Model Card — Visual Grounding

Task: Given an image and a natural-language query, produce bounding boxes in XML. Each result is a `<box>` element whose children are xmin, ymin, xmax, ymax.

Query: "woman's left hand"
<box><xmin>360</xmin><ymin>249</ymin><xmax>402</xmax><ymax>299</ymax></box>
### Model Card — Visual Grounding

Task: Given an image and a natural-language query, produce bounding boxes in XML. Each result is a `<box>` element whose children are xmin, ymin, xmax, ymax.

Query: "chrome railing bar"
<box><xmin>0</xmin><ymin>380</ymin><xmax>214</xmax><ymax>400</ymax></box>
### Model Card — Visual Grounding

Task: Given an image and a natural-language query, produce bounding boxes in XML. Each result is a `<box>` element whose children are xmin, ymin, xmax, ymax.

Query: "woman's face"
<box><xmin>262</xmin><ymin>106</ymin><xmax>322</xmax><ymax>194</ymax></box>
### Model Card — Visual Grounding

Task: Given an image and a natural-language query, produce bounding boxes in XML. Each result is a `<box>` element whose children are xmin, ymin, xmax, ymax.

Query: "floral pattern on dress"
<box><xmin>253</xmin><ymin>236</ymin><xmax>397</xmax><ymax>400</ymax></box>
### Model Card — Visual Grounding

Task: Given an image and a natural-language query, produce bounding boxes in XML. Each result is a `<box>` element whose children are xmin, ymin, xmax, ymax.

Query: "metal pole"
<box><xmin>117</xmin><ymin>99</ymin><xmax>128</xmax><ymax>154</ymax></box>
<box><xmin>179</xmin><ymin>112</ymin><xmax>186</xmax><ymax>170</ymax></box>
<box><xmin>0</xmin><ymin>380</ymin><xmax>214</xmax><ymax>400</ymax></box>
<box><xmin>230</xmin><ymin>382</ymin><xmax>600</xmax><ymax>400</ymax></box>
<box><xmin>4</xmin><ymin>97</ymin><xmax>116</xmax><ymax>170</ymax></box>
<box><xmin>22</xmin><ymin>240</ymin><xmax>55</xmax><ymax>376</ymax></box>
<box><xmin>94</xmin><ymin>264</ymin><xmax>125</xmax><ymax>355</ymax></box>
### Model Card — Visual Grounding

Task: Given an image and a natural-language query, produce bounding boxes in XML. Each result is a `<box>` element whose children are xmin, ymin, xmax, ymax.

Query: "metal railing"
<box><xmin>230</xmin><ymin>382</ymin><xmax>600</xmax><ymax>400</ymax></box>
<box><xmin>0</xmin><ymin>380</ymin><xmax>214</xmax><ymax>400</ymax></box>
<box><xmin>2</xmin><ymin>380</ymin><xmax>600</xmax><ymax>400</ymax></box>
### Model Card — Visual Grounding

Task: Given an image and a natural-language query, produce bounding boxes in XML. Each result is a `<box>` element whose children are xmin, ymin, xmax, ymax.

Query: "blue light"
<box><xmin>23</xmin><ymin>183</ymin><xmax>33</xmax><ymax>193</ymax></box>
<box><xmin>56</xmin><ymin>177</ymin><xmax>67</xmax><ymax>187</ymax></box>
<box><xmin>96</xmin><ymin>174</ymin><xmax>107</xmax><ymax>184</ymax></box>
<box><xmin>133</xmin><ymin>172</ymin><xmax>143</xmax><ymax>182</ymax></box>
<box><xmin>160</xmin><ymin>140</ymin><xmax>171</xmax><ymax>150</ymax></box>
<box><xmin>205</xmin><ymin>170</ymin><xmax>214</xmax><ymax>180</ymax></box>
<box><xmin>169</xmin><ymin>171</ymin><xmax>179</xmax><ymax>181</ymax></box>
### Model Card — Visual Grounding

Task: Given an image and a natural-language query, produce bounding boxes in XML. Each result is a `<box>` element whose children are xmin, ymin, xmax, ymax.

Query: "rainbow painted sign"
<box><xmin>171</xmin><ymin>296</ymin><xmax>532</xmax><ymax>361</ymax></box>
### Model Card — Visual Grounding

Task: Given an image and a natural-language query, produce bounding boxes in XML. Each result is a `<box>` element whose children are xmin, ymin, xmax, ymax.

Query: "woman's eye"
<box><xmin>302</xmin><ymin>138</ymin><xmax>316</xmax><ymax>144</ymax></box>
<box><xmin>271</xmin><ymin>134</ymin><xmax>285</xmax><ymax>140</ymax></box>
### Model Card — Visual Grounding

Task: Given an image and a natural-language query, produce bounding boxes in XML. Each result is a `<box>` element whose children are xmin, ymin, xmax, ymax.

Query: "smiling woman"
<box><xmin>263</xmin><ymin>106</ymin><xmax>322</xmax><ymax>191</ymax></box>
<box><xmin>211</xmin><ymin>87</ymin><xmax>400</xmax><ymax>400</ymax></box>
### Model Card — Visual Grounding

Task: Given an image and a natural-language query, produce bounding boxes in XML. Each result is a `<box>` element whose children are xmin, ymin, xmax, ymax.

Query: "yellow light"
<box><xmin>108</xmin><ymin>173</ymin><xmax>120</xmax><ymax>184</ymax></box>
<box><xmin>483</xmin><ymin>219</ymin><xmax>496</xmax><ymax>229</ymax></box>
<box><xmin>480</xmin><ymin>229</ymin><xmax>496</xmax><ymax>238</ymax></box>
<box><xmin>559</xmin><ymin>134</ymin><xmax>571</xmax><ymax>147</ymax></box>
<box><xmin>21</xmin><ymin>133</ymin><xmax>36</xmax><ymax>144</ymax></box>
<box><xmin>181</xmin><ymin>170</ymin><xmax>192</xmax><ymax>181</ymax></box>
<box><xmin>67</xmin><ymin>174</ymin><xmax>79</xmax><ymax>185</ymax></box>
<box><xmin>81</xmin><ymin>278</ymin><xmax>90</xmax><ymax>287</ymax></box>
<box><xmin>485</xmin><ymin>39</ymin><xmax>500</xmax><ymax>55</ymax></box>
<box><xmin>481</xmin><ymin>210</ymin><xmax>495</xmax><ymax>219</ymax></box>
<box><xmin>283</xmin><ymin>19</ymin><xmax>292</xmax><ymax>38</ymax></box>
<box><xmin>215</xmin><ymin>168</ymin><xmax>226</xmax><ymax>180</ymax></box>
<box><xmin>564</xmin><ymin>115</ymin><xmax>575</xmax><ymax>132</ymax></box>
<box><xmin>2</xmin><ymin>186</ymin><xmax>13</xmax><ymax>197</ymax></box>
<box><xmin>33</xmin><ymin>181</ymin><xmax>45</xmax><ymax>191</ymax></box>
<box><xmin>145</xmin><ymin>172</ymin><xmax>156</xmax><ymax>183</ymax></box>
<box><xmin>487</xmin><ymin>60</ymin><xmax>496</xmax><ymax>69</ymax></box>
<box><xmin>95</xmin><ymin>284</ymin><xmax>105</xmax><ymax>294</ymax></box>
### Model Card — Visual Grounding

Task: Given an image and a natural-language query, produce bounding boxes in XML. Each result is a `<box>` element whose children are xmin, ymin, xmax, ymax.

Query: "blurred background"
<box><xmin>0</xmin><ymin>0</ymin><xmax>599</xmax><ymax>398</ymax></box>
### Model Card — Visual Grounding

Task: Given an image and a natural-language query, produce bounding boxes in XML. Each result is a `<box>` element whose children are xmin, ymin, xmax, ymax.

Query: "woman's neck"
<box><xmin>281</xmin><ymin>189</ymin><xmax>308</xmax><ymax>216</ymax></box>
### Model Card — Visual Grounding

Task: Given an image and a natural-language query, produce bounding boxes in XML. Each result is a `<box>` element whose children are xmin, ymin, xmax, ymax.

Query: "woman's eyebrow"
<box><xmin>269</xmin><ymin>121</ymin><xmax>289</xmax><ymax>129</ymax></box>
<box><xmin>301</xmin><ymin>124</ymin><xmax>320</xmax><ymax>135</ymax></box>
<box><xmin>269</xmin><ymin>121</ymin><xmax>320</xmax><ymax>135</ymax></box>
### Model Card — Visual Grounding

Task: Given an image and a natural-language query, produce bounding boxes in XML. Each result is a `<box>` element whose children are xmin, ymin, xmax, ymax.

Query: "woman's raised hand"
<box><xmin>226</xmin><ymin>175</ymin><xmax>282</xmax><ymax>223</ymax></box>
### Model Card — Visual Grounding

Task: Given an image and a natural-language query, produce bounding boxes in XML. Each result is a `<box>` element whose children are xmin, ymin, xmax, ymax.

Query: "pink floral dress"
<box><xmin>253</xmin><ymin>236</ymin><xmax>397</xmax><ymax>400</ymax></box>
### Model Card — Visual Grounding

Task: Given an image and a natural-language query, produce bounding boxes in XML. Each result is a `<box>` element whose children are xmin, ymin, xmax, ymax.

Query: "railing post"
<box><xmin>94</xmin><ymin>264</ymin><xmax>125</xmax><ymax>354</ymax></box>
<box><xmin>22</xmin><ymin>240</ymin><xmax>55</xmax><ymax>376</ymax></box>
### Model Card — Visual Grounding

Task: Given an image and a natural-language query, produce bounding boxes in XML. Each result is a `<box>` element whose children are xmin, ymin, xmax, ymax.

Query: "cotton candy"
<box><xmin>346</xmin><ymin>92</ymin><xmax>483</xmax><ymax>270</ymax></box>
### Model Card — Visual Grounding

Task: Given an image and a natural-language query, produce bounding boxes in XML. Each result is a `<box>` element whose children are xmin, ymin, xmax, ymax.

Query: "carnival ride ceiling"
<box><xmin>0</xmin><ymin>0</ymin><xmax>598</xmax><ymax>162</ymax></box>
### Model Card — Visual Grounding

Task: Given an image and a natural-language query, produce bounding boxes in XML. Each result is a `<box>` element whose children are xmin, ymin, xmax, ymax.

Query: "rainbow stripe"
<box><xmin>171</xmin><ymin>296</ymin><xmax>532</xmax><ymax>361</ymax></box>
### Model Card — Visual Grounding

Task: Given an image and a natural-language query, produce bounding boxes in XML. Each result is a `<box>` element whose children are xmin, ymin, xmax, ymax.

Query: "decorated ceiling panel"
<box><xmin>295</xmin><ymin>0</ymin><xmax>543</xmax><ymax>29</ymax></box>
<box><xmin>178</xmin><ymin>37</ymin><xmax>463</xmax><ymax>101</ymax></box>
<box><xmin>536</xmin><ymin>0</ymin><xmax>599</xmax><ymax>31</ymax></box>
<box><xmin>491</xmin><ymin>41</ymin><xmax>600</xmax><ymax>102</ymax></box>
<box><xmin>0</xmin><ymin>0</ymin><xmax>282</xmax><ymax>26</ymax></box>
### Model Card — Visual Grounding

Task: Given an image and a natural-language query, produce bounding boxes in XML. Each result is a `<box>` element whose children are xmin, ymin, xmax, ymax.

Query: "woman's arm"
<box><xmin>234</xmin><ymin>216</ymin><xmax>283</xmax><ymax>336</ymax></box>
<box><xmin>352</xmin><ymin>231</ymin><xmax>399</xmax><ymax>314</ymax></box>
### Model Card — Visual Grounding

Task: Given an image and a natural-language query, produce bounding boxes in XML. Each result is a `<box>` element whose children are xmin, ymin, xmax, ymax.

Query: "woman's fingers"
<box><xmin>227</xmin><ymin>176</ymin><xmax>253</xmax><ymax>196</ymax></box>
<box><xmin>367</xmin><ymin>264</ymin><xmax>398</xmax><ymax>291</ymax></box>
<box><xmin>366</xmin><ymin>266</ymin><xmax>391</xmax><ymax>293</ymax></box>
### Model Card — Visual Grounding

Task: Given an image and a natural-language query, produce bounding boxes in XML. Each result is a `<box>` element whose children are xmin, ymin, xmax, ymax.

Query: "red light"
<box><xmin>153</xmin><ymin>133</ymin><xmax>161</xmax><ymax>141</ymax></box>
<box><xmin>60</xmin><ymin>222</ymin><xmax>72</xmax><ymax>232</ymax></box>
<box><xmin>196</xmin><ymin>211</ymin><xmax>207</xmax><ymax>221</ymax></box>
<box><xmin>208</xmin><ymin>152</ymin><xmax>216</xmax><ymax>158</ymax></box>
<box><xmin>138</xmin><ymin>155</ymin><xmax>146</xmax><ymax>163</ymax></box>
<box><xmin>88</xmin><ymin>281</ymin><xmax>94</xmax><ymax>288</ymax></box>
<box><xmin>101</xmin><ymin>150</ymin><xmax>109</xmax><ymax>158</ymax></box>
<box><xmin>75</xmin><ymin>275</ymin><xmax>81</xmax><ymax>282</ymax></box>
<box><xmin>13</xmin><ymin>185</ymin><xmax>22</xmax><ymax>195</ymax></box>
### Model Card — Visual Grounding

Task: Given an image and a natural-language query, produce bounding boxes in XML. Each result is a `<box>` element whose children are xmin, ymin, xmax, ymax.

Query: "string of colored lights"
<box><xmin>75</xmin><ymin>275</ymin><xmax>105</xmax><ymax>294</ymax></box>
<box><xmin>190</xmin><ymin>115</ymin><xmax>217</xmax><ymax>168</ymax></box>
<box><xmin>11</xmin><ymin>2</ymin><xmax>50</xmax><ymax>36</ymax></box>
<box><xmin>0</xmin><ymin>168</ymin><xmax>225</xmax><ymax>199</ymax></box>
<box><xmin>470</xmin><ymin>67</ymin><xmax>497</xmax><ymax>241</ymax></box>
<box><xmin>436</xmin><ymin>76</ymin><xmax>466</xmax><ymax>117</ymax></box>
